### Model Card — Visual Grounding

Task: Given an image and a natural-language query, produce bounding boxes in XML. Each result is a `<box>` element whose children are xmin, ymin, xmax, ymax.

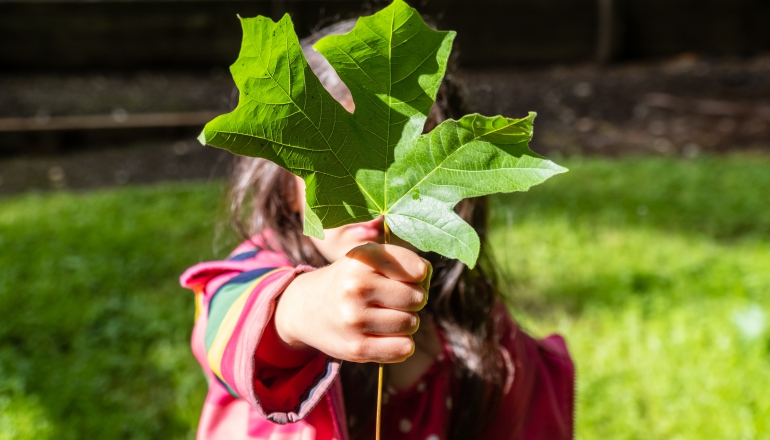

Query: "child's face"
<box><xmin>293</xmin><ymin>96</ymin><xmax>417</xmax><ymax>262</ymax></box>
<box><xmin>293</xmin><ymin>175</ymin><xmax>385</xmax><ymax>262</ymax></box>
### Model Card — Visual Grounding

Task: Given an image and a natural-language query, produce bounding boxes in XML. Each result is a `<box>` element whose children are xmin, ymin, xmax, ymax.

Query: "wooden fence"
<box><xmin>1</xmin><ymin>0</ymin><xmax>768</xmax><ymax>70</ymax></box>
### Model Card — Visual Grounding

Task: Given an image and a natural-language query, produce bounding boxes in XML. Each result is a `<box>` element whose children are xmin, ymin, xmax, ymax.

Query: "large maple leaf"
<box><xmin>199</xmin><ymin>0</ymin><xmax>567</xmax><ymax>267</ymax></box>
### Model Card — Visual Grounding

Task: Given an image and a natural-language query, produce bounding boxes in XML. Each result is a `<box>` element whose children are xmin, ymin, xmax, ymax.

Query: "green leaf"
<box><xmin>302</xmin><ymin>201</ymin><xmax>325</xmax><ymax>239</ymax></box>
<box><xmin>199</xmin><ymin>0</ymin><xmax>567</xmax><ymax>267</ymax></box>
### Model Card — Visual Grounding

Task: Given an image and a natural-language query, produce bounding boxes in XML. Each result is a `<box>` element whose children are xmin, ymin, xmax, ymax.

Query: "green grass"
<box><xmin>0</xmin><ymin>184</ymin><xmax>228</xmax><ymax>439</ymax></box>
<box><xmin>490</xmin><ymin>154</ymin><xmax>770</xmax><ymax>439</ymax></box>
<box><xmin>1</xmin><ymin>154</ymin><xmax>768</xmax><ymax>439</ymax></box>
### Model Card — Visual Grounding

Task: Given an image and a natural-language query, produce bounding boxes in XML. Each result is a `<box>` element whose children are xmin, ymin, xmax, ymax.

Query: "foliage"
<box><xmin>0</xmin><ymin>155</ymin><xmax>768</xmax><ymax>439</ymax></box>
<box><xmin>198</xmin><ymin>0</ymin><xmax>565</xmax><ymax>267</ymax></box>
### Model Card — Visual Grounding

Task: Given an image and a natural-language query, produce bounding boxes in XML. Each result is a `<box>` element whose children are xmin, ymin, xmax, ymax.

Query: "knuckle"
<box><xmin>398</xmin><ymin>313</ymin><xmax>419</xmax><ymax>335</ymax></box>
<box><xmin>397</xmin><ymin>285</ymin><xmax>425</xmax><ymax>311</ymax></box>
<box><xmin>348</xmin><ymin>338</ymin><xmax>368</xmax><ymax>360</ymax></box>
<box><xmin>339</xmin><ymin>304</ymin><xmax>362</xmax><ymax>328</ymax></box>
<box><xmin>418</xmin><ymin>258</ymin><xmax>433</xmax><ymax>286</ymax></box>
<box><xmin>416</xmin><ymin>259</ymin><xmax>429</xmax><ymax>281</ymax></box>
<box><xmin>413</xmin><ymin>288</ymin><xmax>427</xmax><ymax>308</ymax></box>
<box><xmin>340</xmin><ymin>277</ymin><xmax>365</xmax><ymax>297</ymax></box>
<box><xmin>397</xmin><ymin>338</ymin><xmax>415</xmax><ymax>359</ymax></box>
<box><xmin>407</xmin><ymin>313</ymin><xmax>420</xmax><ymax>332</ymax></box>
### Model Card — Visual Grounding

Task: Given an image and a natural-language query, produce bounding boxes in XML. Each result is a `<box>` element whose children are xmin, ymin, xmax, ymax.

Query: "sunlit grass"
<box><xmin>490</xmin><ymin>154</ymin><xmax>770</xmax><ymax>439</ymax></box>
<box><xmin>0</xmin><ymin>183</ymin><xmax>228</xmax><ymax>439</ymax></box>
<box><xmin>0</xmin><ymin>154</ymin><xmax>768</xmax><ymax>439</ymax></box>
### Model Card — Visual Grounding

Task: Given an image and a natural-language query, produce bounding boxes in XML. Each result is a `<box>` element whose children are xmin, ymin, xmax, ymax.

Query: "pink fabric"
<box><xmin>180</xmin><ymin>243</ymin><xmax>574</xmax><ymax>440</ymax></box>
<box><xmin>181</xmin><ymin>247</ymin><xmax>344</xmax><ymax>440</ymax></box>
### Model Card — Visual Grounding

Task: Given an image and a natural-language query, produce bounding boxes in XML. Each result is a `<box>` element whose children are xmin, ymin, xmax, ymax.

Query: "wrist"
<box><xmin>274</xmin><ymin>272</ymin><xmax>311</xmax><ymax>350</ymax></box>
<box><xmin>253</xmin><ymin>272</ymin><xmax>318</xmax><ymax>369</ymax></box>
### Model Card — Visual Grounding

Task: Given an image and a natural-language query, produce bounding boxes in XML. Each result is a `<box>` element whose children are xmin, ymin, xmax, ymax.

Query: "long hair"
<box><xmin>227</xmin><ymin>19</ymin><xmax>507</xmax><ymax>440</ymax></box>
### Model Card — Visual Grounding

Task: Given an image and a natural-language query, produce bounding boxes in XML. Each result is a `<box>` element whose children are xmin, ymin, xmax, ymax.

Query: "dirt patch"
<box><xmin>460</xmin><ymin>54</ymin><xmax>770</xmax><ymax>156</ymax></box>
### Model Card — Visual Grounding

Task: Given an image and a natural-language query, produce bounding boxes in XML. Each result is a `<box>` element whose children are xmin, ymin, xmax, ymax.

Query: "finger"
<box><xmin>421</xmin><ymin>260</ymin><xmax>433</xmax><ymax>293</ymax></box>
<box><xmin>360</xmin><ymin>309</ymin><xmax>420</xmax><ymax>336</ymax></box>
<box><xmin>350</xmin><ymin>335</ymin><xmax>415</xmax><ymax>364</ymax></box>
<box><xmin>347</xmin><ymin>243</ymin><xmax>430</xmax><ymax>283</ymax></box>
<box><xmin>368</xmin><ymin>277</ymin><xmax>427</xmax><ymax>312</ymax></box>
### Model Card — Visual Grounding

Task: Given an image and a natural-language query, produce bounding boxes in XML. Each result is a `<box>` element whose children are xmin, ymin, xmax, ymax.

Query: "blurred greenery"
<box><xmin>490</xmin><ymin>154</ymin><xmax>770</xmax><ymax>439</ymax></box>
<box><xmin>0</xmin><ymin>184</ymin><xmax>227</xmax><ymax>439</ymax></box>
<box><xmin>1</xmin><ymin>154</ymin><xmax>768</xmax><ymax>439</ymax></box>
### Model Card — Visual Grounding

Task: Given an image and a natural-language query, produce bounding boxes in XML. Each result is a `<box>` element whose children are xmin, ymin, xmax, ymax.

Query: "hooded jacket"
<box><xmin>180</xmin><ymin>238</ymin><xmax>574</xmax><ymax>440</ymax></box>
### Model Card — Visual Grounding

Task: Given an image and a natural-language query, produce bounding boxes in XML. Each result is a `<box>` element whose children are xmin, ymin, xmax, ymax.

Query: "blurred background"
<box><xmin>1</xmin><ymin>0</ymin><xmax>768</xmax><ymax>438</ymax></box>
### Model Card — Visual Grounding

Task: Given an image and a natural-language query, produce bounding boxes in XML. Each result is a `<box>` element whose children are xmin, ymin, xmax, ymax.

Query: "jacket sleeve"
<box><xmin>180</xmin><ymin>247</ymin><xmax>342</xmax><ymax>425</ymax></box>
<box><xmin>480</xmin><ymin>304</ymin><xmax>576</xmax><ymax>440</ymax></box>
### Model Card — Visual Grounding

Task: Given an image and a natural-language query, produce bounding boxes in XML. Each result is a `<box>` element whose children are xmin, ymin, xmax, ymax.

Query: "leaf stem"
<box><xmin>376</xmin><ymin>362</ymin><xmax>384</xmax><ymax>440</ymax></box>
<box><xmin>383</xmin><ymin>219</ymin><xmax>391</xmax><ymax>245</ymax></box>
<box><xmin>376</xmin><ymin>218</ymin><xmax>390</xmax><ymax>440</ymax></box>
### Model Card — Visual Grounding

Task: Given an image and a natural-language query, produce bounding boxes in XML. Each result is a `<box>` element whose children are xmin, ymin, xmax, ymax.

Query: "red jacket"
<box><xmin>180</xmin><ymin>238</ymin><xmax>575</xmax><ymax>440</ymax></box>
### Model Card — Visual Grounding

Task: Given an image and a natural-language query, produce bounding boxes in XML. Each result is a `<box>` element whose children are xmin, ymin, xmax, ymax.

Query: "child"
<box><xmin>181</xmin><ymin>20</ymin><xmax>574</xmax><ymax>440</ymax></box>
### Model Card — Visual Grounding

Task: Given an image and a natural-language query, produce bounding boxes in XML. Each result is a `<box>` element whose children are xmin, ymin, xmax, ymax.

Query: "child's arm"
<box><xmin>180</xmin><ymin>242</ymin><xmax>430</xmax><ymax>424</ymax></box>
<box><xmin>181</xmin><ymin>249</ymin><xmax>326</xmax><ymax>424</ymax></box>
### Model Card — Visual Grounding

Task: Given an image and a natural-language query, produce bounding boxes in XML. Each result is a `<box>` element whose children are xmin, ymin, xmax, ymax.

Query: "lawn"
<box><xmin>1</xmin><ymin>154</ymin><xmax>768</xmax><ymax>439</ymax></box>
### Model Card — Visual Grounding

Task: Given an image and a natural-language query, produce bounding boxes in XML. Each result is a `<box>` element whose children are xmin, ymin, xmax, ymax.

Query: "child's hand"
<box><xmin>275</xmin><ymin>243</ymin><xmax>431</xmax><ymax>364</ymax></box>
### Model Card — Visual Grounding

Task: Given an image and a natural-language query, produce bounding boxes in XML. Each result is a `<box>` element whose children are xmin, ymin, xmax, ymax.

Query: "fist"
<box><xmin>276</xmin><ymin>243</ymin><xmax>431</xmax><ymax>363</ymax></box>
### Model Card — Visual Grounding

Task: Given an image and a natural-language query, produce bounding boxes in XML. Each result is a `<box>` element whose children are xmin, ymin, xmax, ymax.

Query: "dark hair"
<box><xmin>228</xmin><ymin>19</ymin><xmax>507</xmax><ymax>440</ymax></box>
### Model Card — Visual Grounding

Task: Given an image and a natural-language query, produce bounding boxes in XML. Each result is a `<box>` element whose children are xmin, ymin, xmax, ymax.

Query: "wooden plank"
<box><xmin>622</xmin><ymin>0</ymin><xmax>767</xmax><ymax>58</ymax></box>
<box><xmin>1</xmin><ymin>0</ymin><xmax>767</xmax><ymax>70</ymax></box>
<box><xmin>0</xmin><ymin>111</ymin><xmax>220</xmax><ymax>132</ymax></box>
<box><xmin>0</xmin><ymin>0</ymin><xmax>597</xmax><ymax>69</ymax></box>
